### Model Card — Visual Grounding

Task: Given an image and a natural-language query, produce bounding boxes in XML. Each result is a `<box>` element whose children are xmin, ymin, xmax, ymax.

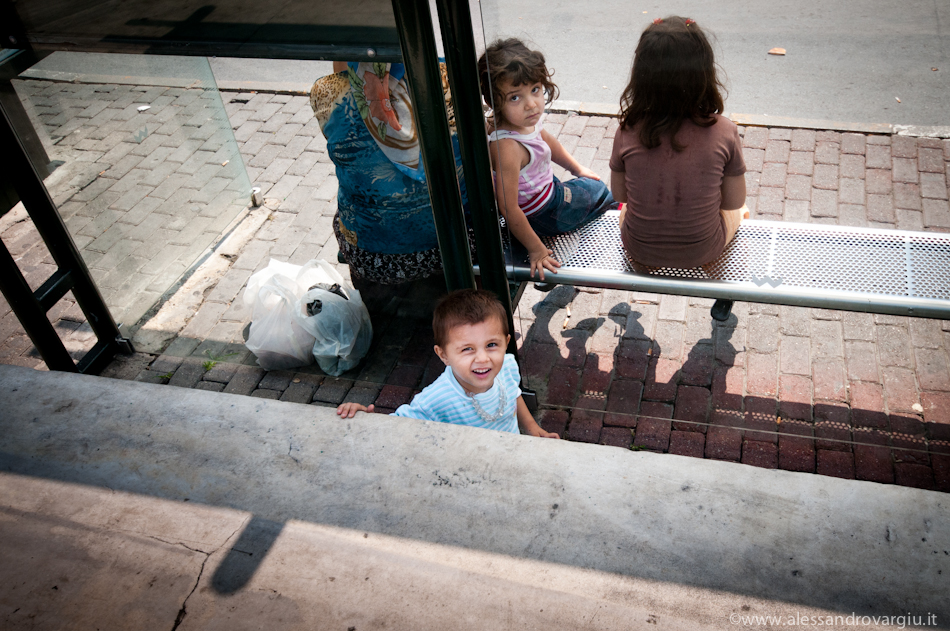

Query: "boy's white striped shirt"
<box><xmin>392</xmin><ymin>354</ymin><xmax>522</xmax><ymax>433</ymax></box>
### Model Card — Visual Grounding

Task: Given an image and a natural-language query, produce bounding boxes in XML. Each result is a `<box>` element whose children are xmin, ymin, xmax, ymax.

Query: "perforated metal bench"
<box><xmin>493</xmin><ymin>212</ymin><xmax>950</xmax><ymax>320</ymax></box>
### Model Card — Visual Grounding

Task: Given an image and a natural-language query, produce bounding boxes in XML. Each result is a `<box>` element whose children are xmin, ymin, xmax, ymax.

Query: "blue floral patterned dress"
<box><xmin>310</xmin><ymin>62</ymin><xmax>467</xmax><ymax>284</ymax></box>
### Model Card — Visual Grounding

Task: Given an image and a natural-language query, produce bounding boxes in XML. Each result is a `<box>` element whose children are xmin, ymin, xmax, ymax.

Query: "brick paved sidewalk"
<box><xmin>2</xmin><ymin>82</ymin><xmax>949</xmax><ymax>493</ymax></box>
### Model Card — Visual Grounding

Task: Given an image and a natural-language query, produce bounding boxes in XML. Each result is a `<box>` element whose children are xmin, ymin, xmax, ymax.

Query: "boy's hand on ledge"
<box><xmin>525</xmin><ymin>425</ymin><xmax>560</xmax><ymax>439</ymax></box>
<box><xmin>337</xmin><ymin>402</ymin><xmax>374</xmax><ymax>418</ymax></box>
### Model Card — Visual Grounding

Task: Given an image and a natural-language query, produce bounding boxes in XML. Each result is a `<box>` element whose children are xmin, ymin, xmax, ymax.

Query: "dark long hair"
<box><xmin>477</xmin><ymin>38</ymin><xmax>559</xmax><ymax>128</ymax></box>
<box><xmin>618</xmin><ymin>16</ymin><xmax>725</xmax><ymax>151</ymax></box>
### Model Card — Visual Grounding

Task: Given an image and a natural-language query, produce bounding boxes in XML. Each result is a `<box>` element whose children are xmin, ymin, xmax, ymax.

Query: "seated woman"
<box><xmin>310</xmin><ymin>61</ymin><xmax>467</xmax><ymax>311</ymax></box>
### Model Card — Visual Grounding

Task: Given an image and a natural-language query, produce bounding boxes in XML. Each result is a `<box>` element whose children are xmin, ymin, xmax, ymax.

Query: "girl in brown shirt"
<box><xmin>609</xmin><ymin>16</ymin><xmax>748</xmax><ymax>320</ymax></box>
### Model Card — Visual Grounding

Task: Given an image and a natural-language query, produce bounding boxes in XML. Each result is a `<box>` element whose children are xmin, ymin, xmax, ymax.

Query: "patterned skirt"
<box><xmin>334</xmin><ymin>214</ymin><xmax>443</xmax><ymax>285</ymax></box>
<box><xmin>334</xmin><ymin>214</ymin><xmax>483</xmax><ymax>285</ymax></box>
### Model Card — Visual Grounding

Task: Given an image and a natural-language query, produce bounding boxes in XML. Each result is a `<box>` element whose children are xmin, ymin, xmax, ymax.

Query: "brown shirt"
<box><xmin>610</xmin><ymin>115</ymin><xmax>746</xmax><ymax>268</ymax></box>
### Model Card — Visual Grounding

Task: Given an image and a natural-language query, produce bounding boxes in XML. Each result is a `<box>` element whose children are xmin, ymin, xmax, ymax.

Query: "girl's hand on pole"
<box><xmin>529</xmin><ymin>246</ymin><xmax>560</xmax><ymax>281</ymax></box>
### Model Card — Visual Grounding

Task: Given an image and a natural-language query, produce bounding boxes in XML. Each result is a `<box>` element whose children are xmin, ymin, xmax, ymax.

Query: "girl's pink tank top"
<box><xmin>489</xmin><ymin>117</ymin><xmax>555</xmax><ymax>216</ymax></box>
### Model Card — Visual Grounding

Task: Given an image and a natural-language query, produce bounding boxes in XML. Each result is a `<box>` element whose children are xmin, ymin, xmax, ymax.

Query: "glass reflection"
<box><xmin>13</xmin><ymin>53</ymin><xmax>250</xmax><ymax>326</ymax></box>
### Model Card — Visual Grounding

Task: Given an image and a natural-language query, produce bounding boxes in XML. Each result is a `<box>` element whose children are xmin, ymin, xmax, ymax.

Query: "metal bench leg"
<box><xmin>711</xmin><ymin>299</ymin><xmax>734</xmax><ymax>322</ymax></box>
<box><xmin>521</xmin><ymin>389</ymin><xmax>538</xmax><ymax>414</ymax></box>
<box><xmin>0</xmin><ymin>240</ymin><xmax>76</xmax><ymax>371</ymax></box>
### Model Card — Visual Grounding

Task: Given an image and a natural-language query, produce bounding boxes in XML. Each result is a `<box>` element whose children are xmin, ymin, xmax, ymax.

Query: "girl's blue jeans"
<box><xmin>527</xmin><ymin>176</ymin><xmax>618</xmax><ymax>237</ymax></box>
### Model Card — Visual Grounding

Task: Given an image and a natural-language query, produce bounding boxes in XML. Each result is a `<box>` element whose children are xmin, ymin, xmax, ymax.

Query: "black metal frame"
<box><xmin>0</xmin><ymin>80</ymin><xmax>132</xmax><ymax>373</ymax></box>
<box><xmin>433</xmin><ymin>0</ymin><xmax>518</xmax><ymax>352</ymax></box>
<box><xmin>390</xmin><ymin>0</ymin><xmax>522</xmax><ymax>357</ymax></box>
<box><xmin>391</xmin><ymin>0</ymin><xmax>475</xmax><ymax>293</ymax></box>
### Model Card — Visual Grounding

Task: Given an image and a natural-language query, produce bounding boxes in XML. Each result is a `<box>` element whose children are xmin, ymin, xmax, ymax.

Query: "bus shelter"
<box><xmin>0</xmin><ymin>0</ymin><xmax>510</xmax><ymax>373</ymax></box>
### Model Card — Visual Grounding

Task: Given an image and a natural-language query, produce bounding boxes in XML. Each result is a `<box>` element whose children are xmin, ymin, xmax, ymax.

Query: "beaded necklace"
<box><xmin>467</xmin><ymin>383</ymin><xmax>508</xmax><ymax>424</ymax></box>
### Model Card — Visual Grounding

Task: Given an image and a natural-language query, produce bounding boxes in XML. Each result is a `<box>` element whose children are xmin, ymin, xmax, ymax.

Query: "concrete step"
<box><xmin>0</xmin><ymin>364</ymin><xmax>947</xmax><ymax>629</ymax></box>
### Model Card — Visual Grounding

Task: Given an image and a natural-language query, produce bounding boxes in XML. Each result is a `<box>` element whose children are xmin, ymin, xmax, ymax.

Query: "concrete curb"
<box><xmin>549</xmin><ymin>99</ymin><xmax>950</xmax><ymax>138</ymax></box>
<box><xmin>17</xmin><ymin>70</ymin><xmax>949</xmax><ymax>138</ymax></box>
<box><xmin>19</xmin><ymin>68</ymin><xmax>314</xmax><ymax>96</ymax></box>
<box><xmin>2</xmin><ymin>363</ymin><xmax>949</xmax><ymax>630</ymax></box>
<box><xmin>216</xmin><ymin>80</ymin><xmax>315</xmax><ymax>95</ymax></box>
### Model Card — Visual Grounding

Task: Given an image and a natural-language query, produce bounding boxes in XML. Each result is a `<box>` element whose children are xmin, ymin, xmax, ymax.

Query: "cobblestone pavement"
<box><xmin>2</xmin><ymin>81</ymin><xmax>950</xmax><ymax>493</ymax></box>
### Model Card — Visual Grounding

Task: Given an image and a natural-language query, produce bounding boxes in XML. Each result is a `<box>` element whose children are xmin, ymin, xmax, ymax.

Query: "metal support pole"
<box><xmin>0</xmin><ymin>90</ymin><xmax>130</xmax><ymax>373</ymax></box>
<box><xmin>390</xmin><ymin>0</ymin><xmax>475</xmax><ymax>292</ymax></box>
<box><xmin>0</xmin><ymin>240</ymin><xmax>77</xmax><ymax>371</ymax></box>
<box><xmin>434</xmin><ymin>0</ymin><xmax>518</xmax><ymax>354</ymax></box>
<box><xmin>0</xmin><ymin>78</ymin><xmax>50</xmax><ymax>180</ymax></box>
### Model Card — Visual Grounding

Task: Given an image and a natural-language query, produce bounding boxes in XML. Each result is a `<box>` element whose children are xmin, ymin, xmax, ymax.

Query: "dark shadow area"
<box><xmin>351</xmin><ymin>272</ymin><xmax>448</xmax><ymax>324</ymax></box>
<box><xmin>211</xmin><ymin>515</ymin><xmax>284</xmax><ymax>594</ymax></box>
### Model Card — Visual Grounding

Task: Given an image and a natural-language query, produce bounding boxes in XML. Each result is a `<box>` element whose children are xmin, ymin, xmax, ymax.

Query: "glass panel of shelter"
<box><xmin>10</xmin><ymin>53</ymin><xmax>251</xmax><ymax>328</ymax></box>
<box><xmin>472</xmin><ymin>0</ymin><xmax>950</xmax><ymax>436</ymax></box>
<box><xmin>0</xmin><ymin>0</ymin><xmax>422</xmax><ymax>372</ymax></box>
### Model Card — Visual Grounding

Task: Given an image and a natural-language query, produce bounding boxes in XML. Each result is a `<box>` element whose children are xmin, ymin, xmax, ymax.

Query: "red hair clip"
<box><xmin>652</xmin><ymin>17</ymin><xmax>663</xmax><ymax>24</ymax></box>
<box><xmin>685</xmin><ymin>18</ymin><xmax>695</xmax><ymax>25</ymax></box>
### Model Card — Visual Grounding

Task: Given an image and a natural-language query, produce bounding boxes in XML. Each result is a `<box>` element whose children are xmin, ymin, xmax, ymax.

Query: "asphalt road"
<box><xmin>476</xmin><ymin>0</ymin><xmax>950</xmax><ymax>127</ymax></box>
<box><xmin>20</xmin><ymin>0</ymin><xmax>950</xmax><ymax>127</ymax></box>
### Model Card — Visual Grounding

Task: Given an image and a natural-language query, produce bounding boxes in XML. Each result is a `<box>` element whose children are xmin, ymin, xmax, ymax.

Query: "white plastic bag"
<box><xmin>292</xmin><ymin>260</ymin><xmax>373</xmax><ymax>376</ymax></box>
<box><xmin>244</xmin><ymin>273</ymin><xmax>316</xmax><ymax>371</ymax></box>
<box><xmin>243</xmin><ymin>259</ymin><xmax>327</xmax><ymax>310</ymax></box>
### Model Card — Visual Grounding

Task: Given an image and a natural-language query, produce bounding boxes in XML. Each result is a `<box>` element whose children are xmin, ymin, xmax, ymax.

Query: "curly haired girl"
<box><xmin>479</xmin><ymin>38</ymin><xmax>618</xmax><ymax>280</ymax></box>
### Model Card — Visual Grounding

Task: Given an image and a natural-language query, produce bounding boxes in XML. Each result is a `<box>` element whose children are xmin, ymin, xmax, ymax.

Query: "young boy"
<box><xmin>337</xmin><ymin>289</ymin><xmax>558</xmax><ymax>438</ymax></box>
